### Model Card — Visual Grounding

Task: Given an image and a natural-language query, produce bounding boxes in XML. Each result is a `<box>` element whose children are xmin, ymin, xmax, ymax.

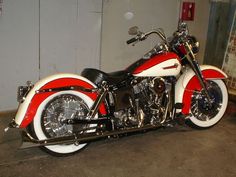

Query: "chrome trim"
<box><xmin>35</xmin><ymin>85</ymin><xmax>98</xmax><ymax>94</ymax></box>
<box><xmin>87</xmin><ymin>81</ymin><xmax>109</xmax><ymax>119</ymax></box>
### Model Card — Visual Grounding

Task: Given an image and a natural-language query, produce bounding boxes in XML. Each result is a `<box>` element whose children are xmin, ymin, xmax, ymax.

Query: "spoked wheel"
<box><xmin>188</xmin><ymin>80</ymin><xmax>228</xmax><ymax>128</ymax></box>
<box><xmin>29</xmin><ymin>91</ymin><xmax>96</xmax><ymax>156</ymax></box>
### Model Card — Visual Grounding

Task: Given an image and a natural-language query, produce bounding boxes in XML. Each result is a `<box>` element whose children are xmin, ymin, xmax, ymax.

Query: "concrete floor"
<box><xmin>0</xmin><ymin>103</ymin><xmax>235</xmax><ymax>177</ymax></box>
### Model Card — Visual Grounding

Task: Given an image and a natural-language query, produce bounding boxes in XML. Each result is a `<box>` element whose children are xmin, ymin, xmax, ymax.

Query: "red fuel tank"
<box><xmin>132</xmin><ymin>52</ymin><xmax>181</xmax><ymax>77</ymax></box>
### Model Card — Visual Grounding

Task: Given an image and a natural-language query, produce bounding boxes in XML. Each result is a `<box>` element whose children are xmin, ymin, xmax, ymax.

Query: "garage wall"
<box><xmin>0</xmin><ymin>0</ymin><xmax>102</xmax><ymax>111</ymax></box>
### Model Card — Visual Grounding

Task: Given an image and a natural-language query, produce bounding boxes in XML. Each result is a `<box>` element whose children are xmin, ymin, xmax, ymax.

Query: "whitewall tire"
<box><xmin>31</xmin><ymin>91</ymin><xmax>95</xmax><ymax>155</ymax></box>
<box><xmin>188</xmin><ymin>80</ymin><xmax>228</xmax><ymax>128</ymax></box>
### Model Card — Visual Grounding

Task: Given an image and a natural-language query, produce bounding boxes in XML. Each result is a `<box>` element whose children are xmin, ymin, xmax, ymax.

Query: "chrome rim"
<box><xmin>41</xmin><ymin>94</ymin><xmax>89</xmax><ymax>138</ymax></box>
<box><xmin>191</xmin><ymin>81</ymin><xmax>223</xmax><ymax>121</ymax></box>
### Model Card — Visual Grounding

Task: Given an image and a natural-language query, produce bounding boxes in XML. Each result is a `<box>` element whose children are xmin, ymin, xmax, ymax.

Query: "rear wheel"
<box><xmin>30</xmin><ymin>91</ymin><xmax>95</xmax><ymax>156</ymax></box>
<box><xmin>188</xmin><ymin>80</ymin><xmax>228</xmax><ymax>128</ymax></box>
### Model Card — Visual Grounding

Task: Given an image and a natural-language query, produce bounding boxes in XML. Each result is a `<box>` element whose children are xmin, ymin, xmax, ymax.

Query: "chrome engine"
<box><xmin>113</xmin><ymin>77</ymin><xmax>168</xmax><ymax>128</ymax></box>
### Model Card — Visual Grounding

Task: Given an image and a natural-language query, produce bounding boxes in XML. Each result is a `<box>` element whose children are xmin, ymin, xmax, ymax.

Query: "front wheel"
<box><xmin>29</xmin><ymin>91</ymin><xmax>96</xmax><ymax>156</ymax></box>
<box><xmin>188</xmin><ymin>80</ymin><xmax>228</xmax><ymax>128</ymax></box>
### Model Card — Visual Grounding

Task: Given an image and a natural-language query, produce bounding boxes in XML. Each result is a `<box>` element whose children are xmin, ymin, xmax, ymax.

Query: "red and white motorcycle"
<box><xmin>6</xmin><ymin>22</ymin><xmax>228</xmax><ymax>156</ymax></box>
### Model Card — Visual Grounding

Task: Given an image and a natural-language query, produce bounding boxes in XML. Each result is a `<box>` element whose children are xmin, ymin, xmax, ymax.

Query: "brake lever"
<box><xmin>139</xmin><ymin>33</ymin><xmax>147</xmax><ymax>41</ymax></box>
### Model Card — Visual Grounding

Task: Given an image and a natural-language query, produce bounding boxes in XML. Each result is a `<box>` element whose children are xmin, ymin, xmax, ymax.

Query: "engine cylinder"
<box><xmin>152</xmin><ymin>78</ymin><xmax>165</xmax><ymax>95</ymax></box>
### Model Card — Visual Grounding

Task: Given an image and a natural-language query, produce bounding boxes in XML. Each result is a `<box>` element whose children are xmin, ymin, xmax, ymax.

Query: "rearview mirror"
<box><xmin>128</xmin><ymin>26</ymin><xmax>139</xmax><ymax>35</ymax></box>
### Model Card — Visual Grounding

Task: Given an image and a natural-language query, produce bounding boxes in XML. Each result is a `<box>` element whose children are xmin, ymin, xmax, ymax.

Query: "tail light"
<box><xmin>17</xmin><ymin>81</ymin><xmax>33</xmax><ymax>103</ymax></box>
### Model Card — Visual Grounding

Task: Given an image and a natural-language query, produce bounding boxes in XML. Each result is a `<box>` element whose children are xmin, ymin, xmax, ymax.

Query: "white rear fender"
<box><xmin>15</xmin><ymin>73</ymin><xmax>107</xmax><ymax>128</ymax></box>
<box><xmin>175</xmin><ymin>65</ymin><xmax>227</xmax><ymax>115</ymax></box>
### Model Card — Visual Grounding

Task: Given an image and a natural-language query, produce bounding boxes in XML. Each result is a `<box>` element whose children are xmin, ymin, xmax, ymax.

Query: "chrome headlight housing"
<box><xmin>188</xmin><ymin>35</ymin><xmax>200</xmax><ymax>55</ymax></box>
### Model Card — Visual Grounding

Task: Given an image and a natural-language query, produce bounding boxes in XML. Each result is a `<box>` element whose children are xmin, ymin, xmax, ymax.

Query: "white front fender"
<box><xmin>175</xmin><ymin>65</ymin><xmax>227</xmax><ymax>115</ymax></box>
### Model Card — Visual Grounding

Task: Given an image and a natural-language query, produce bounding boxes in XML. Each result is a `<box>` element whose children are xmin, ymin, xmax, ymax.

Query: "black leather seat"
<box><xmin>81</xmin><ymin>68</ymin><xmax>130</xmax><ymax>86</ymax></box>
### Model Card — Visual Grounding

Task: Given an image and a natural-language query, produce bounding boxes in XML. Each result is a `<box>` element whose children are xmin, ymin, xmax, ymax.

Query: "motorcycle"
<box><xmin>5</xmin><ymin>22</ymin><xmax>228</xmax><ymax>156</ymax></box>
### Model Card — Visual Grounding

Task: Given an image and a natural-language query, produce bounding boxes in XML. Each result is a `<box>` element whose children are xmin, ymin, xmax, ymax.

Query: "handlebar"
<box><xmin>126</xmin><ymin>22</ymin><xmax>192</xmax><ymax>58</ymax></box>
<box><xmin>126</xmin><ymin>37</ymin><xmax>139</xmax><ymax>44</ymax></box>
<box><xmin>145</xmin><ymin>29</ymin><xmax>166</xmax><ymax>41</ymax></box>
<box><xmin>126</xmin><ymin>29</ymin><xmax>167</xmax><ymax>45</ymax></box>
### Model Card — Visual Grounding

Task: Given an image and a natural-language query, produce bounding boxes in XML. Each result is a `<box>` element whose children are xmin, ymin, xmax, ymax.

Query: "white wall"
<box><xmin>0</xmin><ymin>0</ymin><xmax>102</xmax><ymax>111</ymax></box>
<box><xmin>0</xmin><ymin>0</ymin><xmax>39</xmax><ymax>111</ymax></box>
<box><xmin>40</xmin><ymin>0</ymin><xmax>102</xmax><ymax>78</ymax></box>
<box><xmin>101</xmin><ymin>0</ymin><xmax>180</xmax><ymax>72</ymax></box>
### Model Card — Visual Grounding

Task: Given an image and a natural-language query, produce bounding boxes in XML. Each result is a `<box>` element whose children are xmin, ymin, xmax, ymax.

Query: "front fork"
<box><xmin>184</xmin><ymin>42</ymin><xmax>212</xmax><ymax>105</ymax></box>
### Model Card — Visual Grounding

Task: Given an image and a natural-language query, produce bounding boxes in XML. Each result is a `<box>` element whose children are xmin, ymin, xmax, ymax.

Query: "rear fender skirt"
<box><xmin>175</xmin><ymin>65</ymin><xmax>227</xmax><ymax>115</ymax></box>
<box><xmin>15</xmin><ymin>73</ymin><xmax>107</xmax><ymax>128</ymax></box>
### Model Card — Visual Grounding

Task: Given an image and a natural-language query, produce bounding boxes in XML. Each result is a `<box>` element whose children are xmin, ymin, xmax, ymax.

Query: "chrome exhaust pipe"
<box><xmin>20</xmin><ymin>124</ymin><xmax>162</xmax><ymax>149</ymax></box>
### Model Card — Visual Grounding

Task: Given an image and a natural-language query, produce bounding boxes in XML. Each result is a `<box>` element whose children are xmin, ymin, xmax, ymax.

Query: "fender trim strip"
<box><xmin>36</xmin><ymin>85</ymin><xmax>98</xmax><ymax>94</ymax></box>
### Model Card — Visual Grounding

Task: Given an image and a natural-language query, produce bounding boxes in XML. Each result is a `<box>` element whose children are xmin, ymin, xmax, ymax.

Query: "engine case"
<box><xmin>112</xmin><ymin>86</ymin><xmax>134</xmax><ymax>111</ymax></box>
